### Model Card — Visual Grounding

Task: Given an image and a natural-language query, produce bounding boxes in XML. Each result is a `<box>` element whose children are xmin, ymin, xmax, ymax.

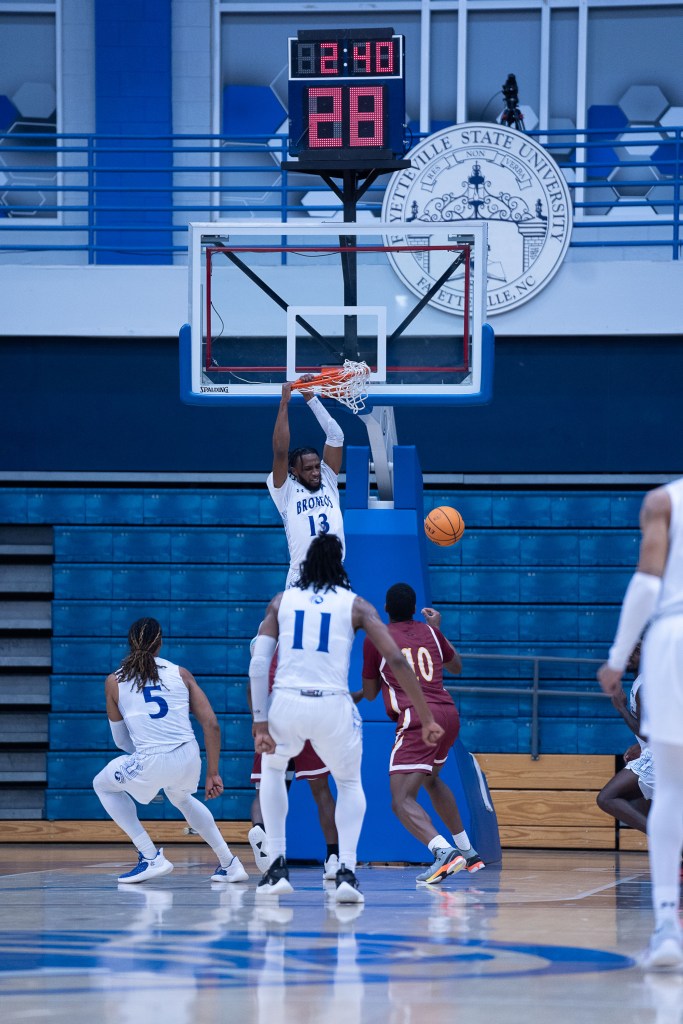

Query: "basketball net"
<box><xmin>291</xmin><ymin>360</ymin><xmax>370</xmax><ymax>413</ymax></box>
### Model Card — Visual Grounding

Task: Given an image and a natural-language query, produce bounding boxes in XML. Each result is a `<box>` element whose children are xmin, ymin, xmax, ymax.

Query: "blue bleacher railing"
<box><xmin>0</xmin><ymin>127</ymin><xmax>680</xmax><ymax>262</ymax></box>
<box><xmin>452</xmin><ymin>652</ymin><xmax>613</xmax><ymax>761</ymax></box>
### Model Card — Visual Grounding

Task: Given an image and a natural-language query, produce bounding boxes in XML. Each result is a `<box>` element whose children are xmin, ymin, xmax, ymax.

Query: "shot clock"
<box><xmin>288</xmin><ymin>28</ymin><xmax>406</xmax><ymax>163</ymax></box>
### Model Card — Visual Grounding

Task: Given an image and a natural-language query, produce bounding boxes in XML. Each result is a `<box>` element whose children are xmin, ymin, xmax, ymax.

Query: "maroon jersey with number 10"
<box><xmin>362</xmin><ymin>620</ymin><xmax>456</xmax><ymax>726</ymax></box>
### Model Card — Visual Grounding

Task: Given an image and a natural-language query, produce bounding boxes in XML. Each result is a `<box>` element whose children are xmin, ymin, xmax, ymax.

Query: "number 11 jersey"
<box><xmin>267</xmin><ymin>461</ymin><xmax>345</xmax><ymax>587</ymax></box>
<box><xmin>275</xmin><ymin>584</ymin><xmax>357</xmax><ymax>694</ymax></box>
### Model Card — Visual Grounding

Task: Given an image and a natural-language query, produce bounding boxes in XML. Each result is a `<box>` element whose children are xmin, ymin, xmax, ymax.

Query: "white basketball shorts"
<box><xmin>640</xmin><ymin>614</ymin><xmax>683</xmax><ymax>747</ymax></box>
<box><xmin>264</xmin><ymin>688</ymin><xmax>362</xmax><ymax>782</ymax></box>
<box><xmin>625</xmin><ymin>747</ymin><xmax>655</xmax><ymax>800</ymax></box>
<box><xmin>101</xmin><ymin>739</ymin><xmax>201</xmax><ymax>804</ymax></box>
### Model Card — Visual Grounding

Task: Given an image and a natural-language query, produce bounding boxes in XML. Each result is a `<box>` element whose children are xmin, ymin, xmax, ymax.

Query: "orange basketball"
<box><xmin>424</xmin><ymin>506</ymin><xmax>465</xmax><ymax>547</ymax></box>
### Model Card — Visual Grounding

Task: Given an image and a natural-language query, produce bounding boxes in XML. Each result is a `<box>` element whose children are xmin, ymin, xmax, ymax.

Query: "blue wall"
<box><xmin>94</xmin><ymin>0</ymin><xmax>173</xmax><ymax>264</ymax></box>
<box><xmin>1</xmin><ymin>334</ymin><xmax>681</xmax><ymax>473</ymax></box>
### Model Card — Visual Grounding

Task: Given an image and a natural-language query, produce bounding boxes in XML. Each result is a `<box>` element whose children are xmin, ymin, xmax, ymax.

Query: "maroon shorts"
<box><xmin>251</xmin><ymin>740</ymin><xmax>329</xmax><ymax>784</ymax></box>
<box><xmin>389</xmin><ymin>702</ymin><xmax>460</xmax><ymax>775</ymax></box>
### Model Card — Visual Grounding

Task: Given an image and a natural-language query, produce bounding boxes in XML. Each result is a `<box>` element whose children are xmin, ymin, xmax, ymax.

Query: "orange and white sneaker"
<box><xmin>463</xmin><ymin>851</ymin><xmax>485</xmax><ymax>873</ymax></box>
<box><xmin>416</xmin><ymin>847</ymin><xmax>466</xmax><ymax>884</ymax></box>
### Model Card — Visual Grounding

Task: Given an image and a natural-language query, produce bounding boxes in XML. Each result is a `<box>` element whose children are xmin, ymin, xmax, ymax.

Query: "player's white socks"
<box><xmin>453</xmin><ymin>829</ymin><xmax>474</xmax><ymax>854</ymax></box>
<box><xmin>168</xmin><ymin>792</ymin><xmax>234</xmax><ymax>867</ymax></box>
<box><xmin>648</xmin><ymin>740</ymin><xmax>683</xmax><ymax>931</ymax></box>
<box><xmin>132</xmin><ymin>831</ymin><xmax>158</xmax><ymax>861</ymax></box>
<box><xmin>428</xmin><ymin>835</ymin><xmax>451</xmax><ymax>854</ymax></box>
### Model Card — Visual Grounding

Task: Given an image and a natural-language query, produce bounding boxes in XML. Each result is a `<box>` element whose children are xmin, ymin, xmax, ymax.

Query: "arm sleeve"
<box><xmin>249</xmin><ymin>634</ymin><xmax>278</xmax><ymax>722</ymax></box>
<box><xmin>109</xmin><ymin>718</ymin><xmax>135</xmax><ymax>753</ymax></box>
<box><xmin>306</xmin><ymin>396</ymin><xmax>344</xmax><ymax>447</ymax></box>
<box><xmin>608</xmin><ymin>571</ymin><xmax>662</xmax><ymax>671</ymax></box>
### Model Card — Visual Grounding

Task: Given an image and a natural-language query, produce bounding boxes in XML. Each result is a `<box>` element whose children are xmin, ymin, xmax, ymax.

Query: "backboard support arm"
<box><xmin>359</xmin><ymin>406</ymin><xmax>398</xmax><ymax>502</ymax></box>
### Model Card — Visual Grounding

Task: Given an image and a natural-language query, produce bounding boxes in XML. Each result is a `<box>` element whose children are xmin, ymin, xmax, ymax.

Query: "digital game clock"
<box><xmin>288</xmin><ymin>28</ymin><xmax>406</xmax><ymax>162</ymax></box>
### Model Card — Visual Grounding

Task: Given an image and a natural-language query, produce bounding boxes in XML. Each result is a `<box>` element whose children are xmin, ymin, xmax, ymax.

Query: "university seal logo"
<box><xmin>382</xmin><ymin>123</ymin><xmax>573</xmax><ymax>315</ymax></box>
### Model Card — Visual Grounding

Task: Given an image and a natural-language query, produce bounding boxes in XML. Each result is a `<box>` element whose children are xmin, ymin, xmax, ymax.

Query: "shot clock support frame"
<box><xmin>282</xmin><ymin>156</ymin><xmax>410</xmax><ymax>501</ymax></box>
<box><xmin>281</xmin><ymin>157</ymin><xmax>409</xmax><ymax>364</ymax></box>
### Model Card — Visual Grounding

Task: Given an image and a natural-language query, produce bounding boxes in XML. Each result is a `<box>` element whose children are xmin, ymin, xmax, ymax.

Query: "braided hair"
<box><xmin>297</xmin><ymin>533</ymin><xmax>351</xmax><ymax>593</ymax></box>
<box><xmin>117</xmin><ymin>617</ymin><xmax>163</xmax><ymax>692</ymax></box>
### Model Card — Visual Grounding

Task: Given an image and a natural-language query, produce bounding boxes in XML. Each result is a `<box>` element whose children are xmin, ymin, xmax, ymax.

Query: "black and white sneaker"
<box><xmin>255</xmin><ymin>855</ymin><xmax>294</xmax><ymax>897</ymax></box>
<box><xmin>335</xmin><ymin>863</ymin><xmax>364</xmax><ymax>904</ymax></box>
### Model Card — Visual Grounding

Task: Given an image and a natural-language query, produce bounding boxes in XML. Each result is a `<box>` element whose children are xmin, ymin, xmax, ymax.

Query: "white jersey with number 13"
<box><xmin>267</xmin><ymin>461</ymin><xmax>345</xmax><ymax>585</ymax></box>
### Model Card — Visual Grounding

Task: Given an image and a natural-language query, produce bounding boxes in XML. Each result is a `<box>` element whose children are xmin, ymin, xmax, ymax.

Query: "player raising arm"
<box><xmin>597</xmin><ymin>483</ymin><xmax>683</xmax><ymax>971</ymax></box>
<box><xmin>363</xmin><ymin>584</ymin><xmax>485</xmax><ymax>885</ymax></box>
<box><xmin>268</xmin><ymin>381</ymin><xmax>345</xmax><ymax>588</ymax></box>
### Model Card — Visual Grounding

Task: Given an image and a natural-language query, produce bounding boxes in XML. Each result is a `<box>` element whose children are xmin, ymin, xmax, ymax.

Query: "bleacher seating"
<box><xmin>0</xmin><ymin>484</ymin><xmax>642</xmax><ymax>827</ymax></box>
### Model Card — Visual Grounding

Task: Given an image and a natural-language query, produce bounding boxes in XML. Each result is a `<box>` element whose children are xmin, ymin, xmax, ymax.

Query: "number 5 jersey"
<box><xmin>115</xmin><ymin>658</ymin><xmax>196</xmax><ymax>754</ymax></box>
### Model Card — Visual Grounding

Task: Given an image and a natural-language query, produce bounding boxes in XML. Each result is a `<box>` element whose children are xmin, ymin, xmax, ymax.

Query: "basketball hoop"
<box><xmin>291</xmin><ymin>360</ymin><xmax>371</xmax><ymax>413</ymax></box>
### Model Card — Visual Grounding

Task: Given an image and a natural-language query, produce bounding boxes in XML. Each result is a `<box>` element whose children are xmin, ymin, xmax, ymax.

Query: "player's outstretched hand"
<box><xmin>205</xmin><ymin>774</ymin><xmax>224</xmax><ymax>800</ymax></box>
<box><xmin>421</xmin><ymin>720</ymin><xmax>444</xmax><ymax>747</ymax></box>
<box><xmin>253</xmin><ymin>722</ymin><xmax>276</xmax><ymax>755</ymax></box>
<box><xmin>281</xmin><ymin>382</ymin><xmax>292</xmax><ymax>403</ymax></box>
<box><xmin>298</xmin><ymin>373</ymin><xmax>315</xmax><ymax>403</ymax></box>
<box><xmin>597</xmin><ymin>663</ymin><xmax>623</xmax><ymax>697</ymax></box>
<box><xmin>421</xmin><ymin>607</ymin><xmax>442</xmax><ymax>629</ymax></box>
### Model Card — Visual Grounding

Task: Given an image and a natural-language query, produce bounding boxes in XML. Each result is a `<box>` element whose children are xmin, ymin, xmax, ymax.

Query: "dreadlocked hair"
<box><xmin>288</xmin><ymin>446</ymin><xmax>319</xmax><ymax>472</ymax></box>
<box><xmin>117</xmin><ymin>617</ymin><xmax>164</xmax><ymax>692</ymax></box>
<box><xmin>297</xmin><ymin>533</ymin><xmax>351</xmax><ymax>593</ymax></box>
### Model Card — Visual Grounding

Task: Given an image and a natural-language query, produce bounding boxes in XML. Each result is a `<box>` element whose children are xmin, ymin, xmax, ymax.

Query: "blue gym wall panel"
<box><xmin>1</xmin><ymin>336</ymin><xmax>682</xmax><ymax>472</ymax></box>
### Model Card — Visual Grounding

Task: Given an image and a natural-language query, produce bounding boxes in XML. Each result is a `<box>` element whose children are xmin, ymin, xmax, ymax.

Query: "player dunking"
<box><xmin>249</xmin><ymin>534</ymin><xmax>445</xmax><ymax>903</ymax></box>
<box><xmin>362</xmin><ymin>583</ymin><xmax>484</xmax><ymax>884</ymax></box>
<box><xmin>93</xmin><ymin>617</ymin><xmax>248</xmax><ymax>884</ymax></box>
<box><xmin>268</xmin><ymin>381</ymin><xmax>345</xmax><ymax>588</ymax></box>
<box><xmin>598</xmin><ymin>479</ymin><xmax>683</xmax><ymax>970</ymax></box>
<box><xmin>248</xmin><ymin>380</ymin><xmax>346</xmax><ymax>872</ymax></box>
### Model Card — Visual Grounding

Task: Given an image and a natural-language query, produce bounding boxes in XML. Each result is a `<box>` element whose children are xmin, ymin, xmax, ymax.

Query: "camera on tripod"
<box><xmin>500</xmin><ymin>73</ymin><xmax>525</xmax><ymax>131</ymax></box>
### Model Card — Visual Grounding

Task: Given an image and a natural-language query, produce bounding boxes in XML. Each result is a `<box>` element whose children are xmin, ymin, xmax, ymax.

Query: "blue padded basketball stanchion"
<box><xmin>285</xmin><ymin>442</ymin><xmax>501</xmax><ymax>864</ymax></box>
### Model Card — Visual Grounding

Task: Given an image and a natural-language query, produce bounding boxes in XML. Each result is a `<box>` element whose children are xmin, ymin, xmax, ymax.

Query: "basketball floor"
<box><xmin>0</xmin><ymin>844</ymin><xmax>678</xmax><ymax>1024</ymax></box>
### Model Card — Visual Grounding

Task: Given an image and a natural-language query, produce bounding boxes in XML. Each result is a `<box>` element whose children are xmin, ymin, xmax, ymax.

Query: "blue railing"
<box><xmin>0</xmin><ymin>127</ymin><xmax>680</xmax><ymax>262</ymax></box>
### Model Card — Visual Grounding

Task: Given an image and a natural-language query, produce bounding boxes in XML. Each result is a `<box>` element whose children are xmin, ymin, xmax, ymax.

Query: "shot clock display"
<box><xmin>288</xmin><ymin>28</ymin><xmax>405</xmax><ymax>162</ymax></box>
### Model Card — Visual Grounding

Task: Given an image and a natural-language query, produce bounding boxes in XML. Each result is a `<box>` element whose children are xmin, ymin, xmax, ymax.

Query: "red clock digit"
<box><xmin>307</xmin><ymin>86</ymin><xmax>343</xmax><ymax>147</ymax></box>
<box><xmin>349</xmin><ymin>86</ymin><xmax>383</xmax><ymax>146</ymax></box>
<box><xmin>375</xmin><ymin>40</ymin><xmax>395</xmax><ymax>73</ymax></box>
<box><xmin>320</xmin><ymin>42</ymin><xmax>338</xmax><ymax>75</ymax></box>
<box><xmin>352</xmin><ymin>42</ymin><xmax>371</xmax><ymax>74</ymax></box>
